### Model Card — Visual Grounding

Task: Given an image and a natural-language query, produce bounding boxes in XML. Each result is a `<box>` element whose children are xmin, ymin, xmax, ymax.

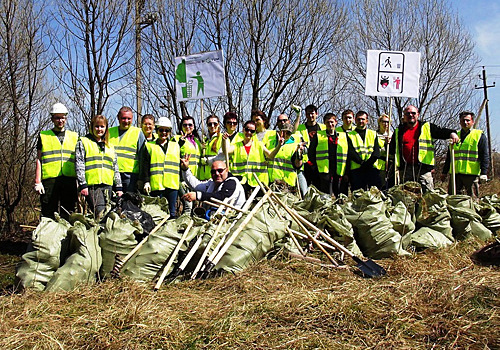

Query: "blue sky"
<box><xmin>454</xmin><ymin>0</ymin><xmax>500</xmax><ymax>151</ymax></box>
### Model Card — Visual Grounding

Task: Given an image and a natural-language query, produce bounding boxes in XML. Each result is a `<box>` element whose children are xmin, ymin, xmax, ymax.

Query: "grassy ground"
<box><xmin>0</xmin><ymin>238</ymin><xmax>498</xmax><ymax>349</ymax></box>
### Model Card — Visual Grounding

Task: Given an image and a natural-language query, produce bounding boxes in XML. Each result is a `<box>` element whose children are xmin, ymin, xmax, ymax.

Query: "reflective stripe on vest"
<box><xmin>395</xmin><ymin>122</ymin><xmax>435</xmax><ymax>167</ymax></box>
<box><xmin>377</xmin><ymin>134</ymin><xmax>387</xmax><ymax>170</ymax></box>
<box><xmin>200</xmin><ymin>135</ymin><xmax>222</xmax><ymax>181</ymax></box>
<box><xmin>297</xmin><ymin>123</ymin><xmax>326</xmax><ymax>145</ymax></box>
<box><xmin>81</xmin><ymin>136</ymin><xmax>115</xmax><ymax>186</ymax></box>
<box><xmin>232</xmin><ymin>140</ymin><xmax>269</xmax><ymax>187</ymax></box>
<box><xmin>268</xmin><ymin>143</ymin><xmax>297</xmax><ymax>186</ymax></box>
<box><xmin>175</xmin><ymin>135</ymin><xmax>201</xmax><ymax>178</ymax></box>
<box><xmin>453</xmin><ymin>129</ymin><xmax>482</xmax><ymax>175</ymax></box>
<box><xmin>40</xmin><ymin>130</ymin><xmax>78</xmax><ymax>179</ymax></box>
<box><xmin>109</xmin><ymin>126</ymin><xmax>141</xmax><ymax>173</ymax></box>
<box><xmin>146</xmin><ymin>139</ymin><xmax>180</xmax><ymax>190</ymax></box>
<box><xmin>348</xmin><ymin>129</ymin><xmax>382</xmax><ymax>170</ymax></box>
<box><xmin>316</xmin><ymin>131</ymin><xmax>348</xmax><ymax>176</ymax></box>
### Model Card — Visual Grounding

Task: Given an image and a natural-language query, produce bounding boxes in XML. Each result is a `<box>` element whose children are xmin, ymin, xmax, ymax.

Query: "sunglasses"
<box><xmin>182</xmin><ymin>123</ymin><xmax>194</xmax><ymax>127</ymax></box>
<box><xmin>404</xmin><ymin>112</ymin><xmax>417</xmax><ymax>116</ymax></box>
<box><xmin>244</xmin><ymin>127</ymin><xmax>256</xmax><ymax>134</ymax></box>
<box><xmin>226</xmin><ymin>121</ymin><xmax>237</xmax><ymax>126</ymax></box>
<box><xmin>211</xmin><ymin>168</ymin><xmax>226</xmax><ymax>175</ymax></box>
<box><xmin>278</xmin><ymin>119</ymin><xmax>288</xmax><ymax>123</ymax></box>
<box><xmin>158</xmin><ymin>128</ymin><xmax>171</xmax><ymax>133</ymax></box>
<box><xmin>208</xmin><ymin>122</ymin><xmax>218</xmax><ymax>127</ymax></box>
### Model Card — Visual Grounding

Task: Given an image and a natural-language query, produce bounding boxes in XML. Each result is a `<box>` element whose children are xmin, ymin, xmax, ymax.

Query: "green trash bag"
<box><xmin>16</xmin><ymin>216</ymin><xmax>70</xmax><ymax>291</ymax></box>
<box><xmin>141</xmin><ymin>196</ymin><xmax>170</xmax><ymax>223</ymax></box>
<box><xmin>318</xmin><ymin>203</ymin><xmax>363</xmax><ymax>257</ymax></box>
<box><xmin>344</xmin><ymin>187</ymin><xmax>410</xmax><ymax>259</ymax></box>
<box><xmin>475</xmin><ymin>200</ymin><xmax>500</xmax><ymax>234</ymax></box>
<box><xmin>447</xmin><ymin>195</ymin><xmax>492</xmax><ymax>241</ymax></box>
<box><xmin>215</xmin><ymin>202</ymin><xmax>288</xmax><ymax>273</ymax></box>
<box><xmin>45</xmin><ymin>221</ymin><xmax>102</xmax><ymax>291</ymax></box>
<box><xmin>121</xmin><ymin>217</ymin><xmax>197</xmax><ymax>282</ymax></box>
<box><xmin>387</xmin><ymin>182</ymin><xmax>422</xmax><ymax>217</ymax></box>
<box><xmin>99</xmin><ymin>211</ymin><xmax>143</xmax><ymax>278</ymax></box>
<box><xmin>390</xmin><ymin>201</ymin><xmax>416</xmax><ymax>236</ymax></box>
<box><xmin>401</xmin><ymin>227</ymin><xmax>453</xmax><ymax>250</ymax></box>
<box><xmin>416</xmin><ymin>189</ymin><xmax>453</xmax><ymax>241</ymax></box>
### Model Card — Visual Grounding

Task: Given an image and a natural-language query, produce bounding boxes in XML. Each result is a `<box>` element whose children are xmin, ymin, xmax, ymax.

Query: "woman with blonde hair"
<box><xmin>76</xmin><ymin>115</ymin><xmax>122</xmax><ymax>218</ymax></box>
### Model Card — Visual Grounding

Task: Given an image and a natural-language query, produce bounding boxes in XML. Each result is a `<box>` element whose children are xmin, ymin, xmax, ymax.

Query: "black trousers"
<box><xmin>41</xmin><ymin>176</ymin><xmax>77</xmax><ymax>220</ymax></box>
<box><xmin>349</xmin><ymin>167</ymin><xmax>382</xmax><ymax>191</ymax></box>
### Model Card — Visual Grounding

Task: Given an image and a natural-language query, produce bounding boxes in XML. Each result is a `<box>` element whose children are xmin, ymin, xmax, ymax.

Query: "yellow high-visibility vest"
<box><xmin>348</xmin><ymin>129</ymin><xmax>382</xmax><ymax>170</ymax></box>
<box><xmin>200</xmin><ymin>134</ymin><xmax>222</xmax><ymax>180</ymax></box>
<box><xmin>146</xmin><ymin>139</ymin><xmax>180</xmax><ymax>191</ymax></box>
<box><xmin>232</xmin><ymin>140</ymin><xmax>269</xmax><ymax>187</ymax></box>
<box><xmin>40</xmin><ymin>130</ymin><xmax>78</xmax><ymax>179</ymax></box>
<box><xmin>268</xmin><ymin>143</ymin><xmax>297</xmax><ymax>186</ymax></box>
<box><xmin>109</xmin><ymin>126</ymin><xmax>141</xmax><ymax>173</ymax></box>
<box><xmin>395</xmin><ymin>122</ymin><xmax>434</xmax><ymax>167</ymax></box>
<box><xmin>297</xmin><ymin>123</ymin><xmax>326</xmax><ymax>145</ymax></box>
<box><xmin>453</xmin><ymin>129</ymin><xmax>482</xmax><ymax>175</ymax></box>
<box><xmin>175</xmin><ymin>135</ymin><xmax>202</xmax><ymax>179</ymax></box>
<box><xmin>316</xmin><ymin>131</ymin><xmax>348</xmax><ymax>176</ymax></box>
<box><xmin>80</xmin><ymin>136</ymin><xmax>115</xmax><ymax>186</ymax></box>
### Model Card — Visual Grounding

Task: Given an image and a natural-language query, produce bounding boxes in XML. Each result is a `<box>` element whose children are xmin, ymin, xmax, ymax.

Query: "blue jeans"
<box><xmin>151</xmin><ymin>189</ymin><xmax>179</xmax><ymax>217</ymax></box>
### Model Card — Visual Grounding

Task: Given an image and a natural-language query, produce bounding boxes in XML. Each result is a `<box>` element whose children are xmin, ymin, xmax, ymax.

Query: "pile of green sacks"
<box><xmin>16</xmin><ymin>185</ymin><xmax>499</xmax><ymax>291</ymax></box>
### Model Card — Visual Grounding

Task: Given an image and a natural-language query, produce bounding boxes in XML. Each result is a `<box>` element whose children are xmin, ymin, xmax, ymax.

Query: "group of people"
<box><xmin>35</xmin><ymin>102</ymin><xmax>489</xmax><ymax>221</ymax></box>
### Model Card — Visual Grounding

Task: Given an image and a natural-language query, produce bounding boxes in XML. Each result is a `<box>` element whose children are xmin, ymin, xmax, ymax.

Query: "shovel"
<box><xmin>449</xmin><ymin>141</ymin><xmax>456</xmax><ymax>195</ymax></box>
<box><xmin>269</xmin><ymin>188</ymin><xmax>386</xmax><ymax>278</ymax></box>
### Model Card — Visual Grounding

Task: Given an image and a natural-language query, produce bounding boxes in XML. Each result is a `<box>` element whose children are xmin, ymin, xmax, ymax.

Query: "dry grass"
<box><xmin>0</xmin><ymin>238</ymin><xmax>498</xmax><ymax>349</ymax></box>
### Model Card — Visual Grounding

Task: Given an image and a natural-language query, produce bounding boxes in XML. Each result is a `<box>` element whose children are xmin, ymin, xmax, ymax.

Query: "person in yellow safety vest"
<box><xmin>346</xmin><ymin>111</ymin><xmax>382</xmax><ymax>191</ymax></box>
<box><xmin>175</xmin><ymin>116</ymin><xmax>203</xmax><ymax>215</ymax></box>
<box><xmin>199</xmin><ymin>114</ymin><xmax>223</xmax><ymax>181</ymax></box>
<box><xmin>35</xmin><ymin>102</ymin><xmax>78</xmax><ymax>220</ymax></box>
<box><xmin>76</xmin><ymin>115</ymin><xmax>123</xmax><ymax>218</ymax></box>
<box><xmin>251</xmin><ymin>109</ymin><xmax>276</xmax><ymax>150</ymax></box>
<box><xmin>376</xmin><ymin>114</ymin><xmax>393</xmax><ymax>189</ymax></box>
<box><xmin>268</xmin><ymin>123</ymin><xmax>305</xmax><ymax>189</ymax></box>
<box><xmin>223</xmin><ymin>111</ymin><xmax>243</xmax><ymax>144</ymax></box>
<box><xmin>108</xmin><ymin>106</ymin><xmax>146</xmax><ymax>193</ymax></box>
<box><xmin>336</xmin><ymin>109</ymin><xmax>355</xmax><ymax>133</ymax></box>
<box><xmin>223</xmin><ymin>120</ymin><xmax>284</xmax><ymax>193</ymax></box>
<box><xmin>272</xmin><ymin>113</ymin><xmax>308</xmax><ymax>196</ymax></box>
<box><xmin>335</xmin><ymin>109</ymin><xmax>355</xmax><ymax>195</ymax></box>
<box><xmin>139</xmin><ymin>116</ymin><xmax>181</xmax><ymax>219</ymax></box>
<box><xmin>315</xmin><ymin>113</ymin><xmax>348</xmax><ymax>196</ymax></box>
<box><xmin>296</xmin><ymin>104</ymin><xmax>326</xmax><ymax>187</ymax></box>
<box><xmin>389</xmin><ymin>105</ymin><xmax>459</xmax><ymax>193</ymax></box>
<box><xmin>141</xmin><ymin>114</ymin><xmax>157</xmax><ymax>142</ymax></box>
<box><xmin>441</xmin><ymin>111</ymin><xmax>489</xmax><ymax>197</ymax></box>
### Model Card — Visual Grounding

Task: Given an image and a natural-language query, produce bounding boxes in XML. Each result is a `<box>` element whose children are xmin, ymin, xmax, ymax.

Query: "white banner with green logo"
<box><xmin>175</xmin><ymin>50</ymin><xmax>226</xmax><ymax>101</ymax></box>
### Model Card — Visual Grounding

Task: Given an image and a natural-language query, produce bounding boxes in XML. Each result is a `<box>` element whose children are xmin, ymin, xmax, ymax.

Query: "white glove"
<box><xmin>34</xmin><ymin>182</ymin><xmax>45</xmax><ymax>195</ymax></box>
<box><xmin>479</xmin><ymin>175</ymin><xmax>488</xmax><ymax>183</ymax></box>
<box><xmin>143</xmin><ymin>182</ymin><xmax>151</xmax><ymax>195</ymax></box>
<box><xmin>291</xmin><ymin>104</ymin><xmax>302</xmax><ymax>115</ymax></box>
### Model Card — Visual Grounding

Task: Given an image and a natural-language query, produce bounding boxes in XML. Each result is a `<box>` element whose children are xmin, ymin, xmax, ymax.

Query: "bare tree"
<box><xmin>50</xmin><ymin>0</ymin><xmax>134</xmax><ymax>126</ymax></box>
<box><xmin>0</xmin><ymin>0</ymin><xmax>53</xmax><ymax>231</ymax></box>
<box><xmin>342</xmin><ymin>0</ymin><xmax>479</xmax><ymax>129</ymax></box>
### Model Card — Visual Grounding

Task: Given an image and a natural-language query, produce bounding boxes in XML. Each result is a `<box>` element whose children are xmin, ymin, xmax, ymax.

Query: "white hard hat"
<box><xmin>50</xmin><ymin>103</ymin><xmax>68</xmax><ymax>115</ymax></box>
<box><xmin>156</xmin><ymin>117</ymin><xmax>172</xmax><ymax>128</ymax></box>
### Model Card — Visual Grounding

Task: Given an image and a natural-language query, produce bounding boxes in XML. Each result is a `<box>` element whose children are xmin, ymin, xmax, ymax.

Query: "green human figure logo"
<box><xmin>176</xmin><ymin>59</ymin><xmax>205</xmax><ymax>98</ymax></box>
<box><xmin>191</xmin><ymin>71</ymin><xmax>204</xmax><ymax>95</ymax></box>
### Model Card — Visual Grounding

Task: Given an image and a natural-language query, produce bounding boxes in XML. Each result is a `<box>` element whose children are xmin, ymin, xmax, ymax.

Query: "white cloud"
<box><xmin>475</xmin><ymin>12</ymin><xmax>500</xmax><ymax>59</ymax></box>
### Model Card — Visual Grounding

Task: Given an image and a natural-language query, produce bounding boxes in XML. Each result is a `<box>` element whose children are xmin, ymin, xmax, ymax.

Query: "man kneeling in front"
<box><xmin>181</xmin><ymin>157</ymin><xmax>246</xmax><ymax>209</ymax></box>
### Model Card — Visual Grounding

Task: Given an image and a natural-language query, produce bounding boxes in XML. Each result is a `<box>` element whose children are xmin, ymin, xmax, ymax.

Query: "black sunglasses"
<box><xmin>211</xmin><ymin>168</ymin><xmax>226</xmax><ymax>174</ymax></box>
<box><xmin>244</xmin><ymin>127</ymin><xmax>256</xmax><ymax>134</ymax></box>
<box><xmin>182</xmin><ymin>123</ymin><xmax>194</xmax><ymax>127</ymax></box>
<box><xmin>157</xmin><ymin>128</ymin><xmax>171</xmax><ymax>133</ymax></box>
<box><xmin>226</xmin><ymin>121</ymin><xmax>237</xmax><ymax>126</ymax></box>
<box><xmin>208</xmin><ymin>122</ymin><xmax>218</xmax><ymax>127</ymax></box>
